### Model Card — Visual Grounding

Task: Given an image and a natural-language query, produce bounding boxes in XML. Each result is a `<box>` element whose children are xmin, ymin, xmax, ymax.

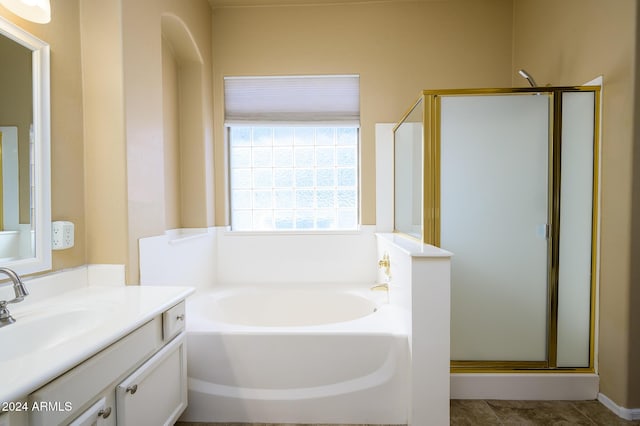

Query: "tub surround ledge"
<box><xmin>375</xmin><ymin>232</ymin><xmax>453</xmax><ymax>258</ymax></box>
<box><xmin>376</xmin><ymin>232</ymin><xmax>452</xmax><ymax>426</ymax></box>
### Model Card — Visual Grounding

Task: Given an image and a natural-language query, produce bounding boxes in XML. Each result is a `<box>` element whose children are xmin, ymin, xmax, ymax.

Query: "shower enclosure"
<box><xmin>393</xmin><ymin>87</ymin><xmax>599</xmax><ymax>370</ymax></box>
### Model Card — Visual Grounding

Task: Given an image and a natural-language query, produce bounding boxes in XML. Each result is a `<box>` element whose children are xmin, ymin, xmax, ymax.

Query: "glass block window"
<box><xmin>229</xmin><ymin>126</ymin><xmax>359</xmax><ymax>231</ymax></box>
<box><xmin>224</xmin><ymin>75</ymin><xmax>360</xmax><ymax>231</ymax></box>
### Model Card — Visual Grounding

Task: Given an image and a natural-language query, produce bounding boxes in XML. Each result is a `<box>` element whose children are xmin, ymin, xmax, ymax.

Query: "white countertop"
<box><xmin>0</xmin><ymin>285</ymin><xmax>194</xmax><ymax>403</ymax></box>
<box><xmin>375</xmin><ymin>233</ymin><xmax>453</xmax><ymax>258</ymax></box>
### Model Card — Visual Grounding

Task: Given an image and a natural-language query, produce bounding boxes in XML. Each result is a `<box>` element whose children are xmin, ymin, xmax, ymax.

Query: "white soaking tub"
<box><xmin>180</xmin><ymin>284</ymin><xmax>409</xmax><ymax>425</ymax></box>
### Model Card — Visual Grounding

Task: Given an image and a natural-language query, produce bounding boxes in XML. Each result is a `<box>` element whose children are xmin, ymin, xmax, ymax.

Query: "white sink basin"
<box><xmin>0</xmin><ymin>307</ymin><xmax>110</xmax><ymax>363</ymax></box>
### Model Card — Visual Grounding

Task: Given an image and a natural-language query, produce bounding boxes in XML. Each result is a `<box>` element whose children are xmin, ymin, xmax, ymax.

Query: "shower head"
<box><xmin>518</xmin><ymin>69</ymin><xmax>538</xmax><ymax>87</ymax></box>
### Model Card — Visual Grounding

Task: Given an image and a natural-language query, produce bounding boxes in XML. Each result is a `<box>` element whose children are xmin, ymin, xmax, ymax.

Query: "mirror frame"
<box><xmin>0</xmin><ymin>15</ymin><xmax>51</xmax><ymax>275</ymax></box>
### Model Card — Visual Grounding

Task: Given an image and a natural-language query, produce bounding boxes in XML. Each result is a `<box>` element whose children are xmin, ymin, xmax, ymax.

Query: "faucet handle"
<box><xmin>0</xmin><ymin>301</ymin><xmax>17</xmax><ymax>326</ymax></box>
<box><xmin>0</xmin><ymin>268</ymin><xmax>27</xmax><ymax>328</ymax></box>
<box><xmin>378</xmin><ymin>252</ymin><xmax>391</xmax><ymax>278</ymax></box>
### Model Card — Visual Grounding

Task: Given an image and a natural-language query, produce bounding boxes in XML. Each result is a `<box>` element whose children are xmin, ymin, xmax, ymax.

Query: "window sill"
<box><xmin>222</xmin><ymin>227</ymin><xmax>367</xmax><ymax>237</ymax></box>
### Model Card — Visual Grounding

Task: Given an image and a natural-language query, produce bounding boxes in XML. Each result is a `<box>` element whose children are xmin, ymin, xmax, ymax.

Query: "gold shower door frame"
<box><xmin>403</xmin><ymin>87</ymin><xmax>600</xmax><ymax>372</ymax></box>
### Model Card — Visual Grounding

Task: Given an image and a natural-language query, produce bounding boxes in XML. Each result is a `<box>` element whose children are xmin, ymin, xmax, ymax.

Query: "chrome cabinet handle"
<box><xmin>176</xmin><ymin>314</ymin><xmax>185</xmax><ymax>321</ymax></box>
<box><xmin>126</xmin><ymin>384</ymin><xmax>138</xmax><ymax>394</ymax></box>
<box><xmin>98</xmin><ymin>406</ymin><xmax>111</xmax><ymax>419</ymax></box>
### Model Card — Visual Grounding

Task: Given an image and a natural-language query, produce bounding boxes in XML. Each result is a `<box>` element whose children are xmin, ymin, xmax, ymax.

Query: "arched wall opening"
<box><xmin>161</xmin><ymin>13</ymin><xmax>209</xmax><ymax>229</ymax></box>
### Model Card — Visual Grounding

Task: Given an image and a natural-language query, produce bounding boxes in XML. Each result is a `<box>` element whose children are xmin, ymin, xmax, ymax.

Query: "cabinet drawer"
<box><xmin>29</xmin><ymin>317</ymin><xmax>162</xmax><ymax>426</ymax></box>
<box><xmin>116</xmin><ymin>332</ymin><xmax>187</xmax><ymax>426</ymax></box>
<box><xmin>162</xmin><ymin>301</ymin><xmax>185</xmax><ymax>341</ymax></box>
<box><xmin>68</xmin><ymin>393</ymin><xmax>115</xmax><ymax>426</ymax></box>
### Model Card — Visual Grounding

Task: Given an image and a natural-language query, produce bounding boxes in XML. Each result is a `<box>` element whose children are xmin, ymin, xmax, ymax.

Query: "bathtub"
<box><xmin>180</xmin><ymin>283</ymin><xmax>409</xmax><ymax>424</ymax></box>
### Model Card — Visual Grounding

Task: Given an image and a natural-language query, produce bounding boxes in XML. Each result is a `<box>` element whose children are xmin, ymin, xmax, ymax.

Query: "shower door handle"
<box><xmin>537</xmin><ymin>224</ymin><xmax>550</xmax><ymax>240</ymax></box>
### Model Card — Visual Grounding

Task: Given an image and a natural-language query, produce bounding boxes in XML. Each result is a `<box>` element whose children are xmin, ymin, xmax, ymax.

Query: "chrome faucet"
<box><xmin>0</xmin><ymin>267</ymin><xmax>29</xmax><ymax>328</ymax></box>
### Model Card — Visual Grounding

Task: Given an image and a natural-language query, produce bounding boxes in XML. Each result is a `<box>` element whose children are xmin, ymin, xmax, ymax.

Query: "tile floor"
<box><xmin>450</xmin><ymin>400</ymin><xmax>640</xmax><ymax>425</ymax></box>
<box><xmin>175</xmin><ymin>423</ymin><xmax>402</xmax><ymax>426</ymax></box>
<box><xmin>175</xmin><ymin>400</ymin><xmax>640</xmax><ymax>426</ymax></box>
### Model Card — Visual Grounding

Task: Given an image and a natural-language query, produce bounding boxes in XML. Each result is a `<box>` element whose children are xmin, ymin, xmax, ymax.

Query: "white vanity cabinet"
<box><xmin>0</xmin><ymin>400</ymin><xmax>28</xmax><ymax>426</ymax></box>
<box><xmin>26</xmin><ymin>300</ymin><xmax>187</xmax><ymax>426</ymax></box>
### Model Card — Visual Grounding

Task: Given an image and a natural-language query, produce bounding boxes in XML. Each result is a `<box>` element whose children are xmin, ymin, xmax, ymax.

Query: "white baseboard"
<box><xmin>451</xmin><ymin>373</ymin><xmax>599</xmax><ymax>400</ymax></box>
<box><xmin>598</xmin><ymin>393</ymin><xmax>640</xmax><ymax>421</ymax></box>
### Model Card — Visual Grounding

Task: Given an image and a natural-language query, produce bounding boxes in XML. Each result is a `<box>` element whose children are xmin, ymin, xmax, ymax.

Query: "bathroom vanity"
<box><xmin>0</xmin><ymin>284</ymin><xmax>193</xmax><ymax>426</ymax></box>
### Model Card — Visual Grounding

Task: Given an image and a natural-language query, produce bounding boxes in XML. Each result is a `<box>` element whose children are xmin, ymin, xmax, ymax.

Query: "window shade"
<box><xmin>224</xmin><ymin>75</ymin><xmax>360</xmax><ymax>125</ymax></box>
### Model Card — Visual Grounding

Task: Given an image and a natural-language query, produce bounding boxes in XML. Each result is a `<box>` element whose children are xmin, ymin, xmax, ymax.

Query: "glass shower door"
<box><xmin>556</xmin><ymin>91</ymin><xmax>596</xmax><ymax>368</ymax></box>
<box><xmin>440</xmin><ymin>94</ymin><xmax>551</xmax><ymax>363</ymax></box>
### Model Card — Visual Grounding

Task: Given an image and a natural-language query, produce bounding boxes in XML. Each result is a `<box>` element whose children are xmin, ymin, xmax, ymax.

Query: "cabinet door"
<box><xmin>116</xmin><ymin>333</ymin><xmax>187</xmax><ymax>426</ymax></box>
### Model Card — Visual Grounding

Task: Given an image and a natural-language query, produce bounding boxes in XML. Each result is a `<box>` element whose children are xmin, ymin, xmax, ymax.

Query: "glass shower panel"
<box><xmin>556</xmin><ymin>91</ymin><xmax>595</xmax><ymax>367</ymax></box>
<box><xmin>394</xmin><ymin>99</ymin><xmax>424</xmax><ymax>240</ymax></box>
<box><xmin>442</xmin><ymin>94</ymin><xmax>550</xmax><ymax>361</ymax></box>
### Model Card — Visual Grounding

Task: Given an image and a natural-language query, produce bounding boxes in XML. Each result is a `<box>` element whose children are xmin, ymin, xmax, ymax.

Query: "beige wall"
<box><xmin>0</xmin><ymin>0</ymin><xmax>213</xmax><ymax>282</ymax></box>
<box><xmin>80</xmin><ymin>0</ymin><xmax>129</xmax><ymax>273</ymax></box>
<box><xmin>513</xmin><ymin>0</ymin><xmax>640</xmax><ymax>408</ymax></box>
<box><xmin>123</xmin><ymin>0</ymin><xmax>214</xmax><ymax>283</ymax></box>
<box><xmin>162</xmin><ymin>39</ymin><xmax>181</xmax><ymax>229</ymax></box>
<box><xmin>81</xmin><ymin>0</ymin><xmax>214</xmax><ymax>283</ymax></box>
<box><xmin>0</xmin><ymin>0</ymin><xmax>86</xmax><ymax>272</ymax></box>
<box><xmin>212</xmin><ymin>0</ymin><xmax>514</xmax><ymax>225</ymax></box>
<box><xmin>121</xmin><ymin>0</ymin><xmax>165</xmax><ymax>284</ymax></box>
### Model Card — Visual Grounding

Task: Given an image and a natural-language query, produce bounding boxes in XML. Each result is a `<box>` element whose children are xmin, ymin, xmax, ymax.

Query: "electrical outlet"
<box><xmin>52</xmin><ymin>221</ymin><xmax>74</xmax><ymax>250</ymax></box>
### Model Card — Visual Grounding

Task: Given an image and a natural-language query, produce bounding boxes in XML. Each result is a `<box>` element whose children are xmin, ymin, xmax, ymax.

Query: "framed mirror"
<box><xmin>0</xmin><ymin>15</ymin><xmax>50</xmax><ymax>275</ymax></box>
